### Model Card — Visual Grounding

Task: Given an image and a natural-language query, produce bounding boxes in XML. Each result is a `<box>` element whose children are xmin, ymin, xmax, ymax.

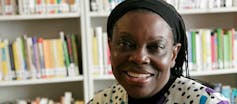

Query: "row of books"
<box><xmin>90</xmin><ymin>27</ymin><xmax>112</xmax><ymax>76</ymax></box>
<box><xmin>0</xmin><ymin>32</ymin><xmax>81</xmax><ymax>81</ymax></box>
<box><xmin>90</xmin><ymin>0</ymin><xmax>124</xmax><ymax>12</ymax></box>
<box><xmin>165</xmin><ymin>0</ymin><xmax>237</xmax><ymax>10</ymax></box>
<box><xmin>14</xmin><ymin>92</ymin><xmax>84</xmax><ymax>104</ymax></box>
<box><xmin>89</xmin><ymin>27</ymin><xmax>237</xmax><ymax>76</ymax></box>
<box><xmin>0</xmin><ymin>0</ymin><xmax>81</xmax><ymax>15</ymax></box>
<box><xmin>213</xmin><ymin>83</ymin><xmax>237</xmax><ymax>104</ymax></box>
<box><xmin>187</xmin><ymin>28</ymin><xmax>237</xmax><ymax>71</ymax></box>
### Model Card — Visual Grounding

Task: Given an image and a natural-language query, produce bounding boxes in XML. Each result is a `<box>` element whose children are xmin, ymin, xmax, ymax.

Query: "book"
<box><xmin>186</xmin><ymin>31</ymin><xmax>194</xmax><ymax>71</ymax></box>
<box><xmin>66</xmin><ymin>34</ymin><xmax>78</xmax><ymax>76</ymax></box>
<box><xmin>95</xmin><ymin>27</ymin><xmax>104</xmax><ymax>75</ymax></box>
<box><xmin>35</xmin><ymin>0</ymin><xmax>46</xmax><ymax>14</ymax></box>
<box><xmin>25</xmin><ymin>37</ymin><xmax>37</xmax><ymax>79</ymax></box>
<box><xmin>216</xmin><ymin>28</ymin><xmax>224</xmax><ymax>69</ymax></box>
<box><xmin>43</xmin><ymin>39</ymin><xmax>55</xmax><ymax>78</ymax></box>
<box><xmin>60</xmin><ymin>32</ymin><xmax>70</xmax><ymax>75</ymax></box>
<box><xmin>3</xmin><ymin>39</ymin><xmax>12</xmax><ymax>80</ymax></box>
<box><xmin>33</xmin><ymin>37</ymin><xmax>42</xmax><ymax>78</ymax></box>
<box><xmin>211</xmin><ymin>32</ymin><xmax>218</xmax><ymax>69</ymax></box>
<box><xmin>0</xmin><ymin>40</ymin><xmax>4</xmax><ymax>80</ymax></box>
<box><xmin>71</xmin><ymin>34</ymin><xmax>79</xmax><ymax>74</ymax></box>
<box><xmin>0</xmin><ymin>0</ymin><xmax>2</xmax><ymax>15</ymax></box>
<box><xmin>12</xmin><ymin>39</ymin><xmax>21</xmax><ymax>80</ymax></box>
<box><xmin>234</xmin><ymin>31</ymin><xmax>237</xmax><ymax>68</ymax></box>
<box><xmin>8</xmin><ymin>42</ymin><xmax>16</xmax><ymax>80</ymax></box>
<box><xmin>200</xmin><ymin>29</ymin><xmax>212</xmax><ymax>70</ymax></box>
<box><xmin>38</xmin><ymin>37</ymin><xmax>46</xmax><ymax>78</ymax></box>
<box><xmin>54</xmin><ymin>39</ymin><xmax>67</xmax><ymax>77</ymax></box>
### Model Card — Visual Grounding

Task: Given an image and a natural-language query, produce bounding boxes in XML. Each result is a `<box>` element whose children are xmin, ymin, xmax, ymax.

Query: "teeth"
<box><xmin>127</xmin><ymin>72</ymin><xmax>151</xmax><ymax>78</ymax></box>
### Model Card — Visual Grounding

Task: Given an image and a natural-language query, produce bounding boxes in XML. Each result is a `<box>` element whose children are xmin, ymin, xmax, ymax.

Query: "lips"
<box><xmin>123</xmin><ymin>71</ymin><xmax>154</xmax><ymax>85</ymax></box>
<box><xmin>127</xmin><ymin>72</ymin><xmax>153</xmax><ymax>78</ymax></box>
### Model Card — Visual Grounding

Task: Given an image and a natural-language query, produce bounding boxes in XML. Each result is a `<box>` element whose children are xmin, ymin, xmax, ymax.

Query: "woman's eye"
<box><xmin>148</xmin><ymin>44</ymin><xmax>165</xmax><ymax>53</ymax></box>
<box><xmin>117</xmin><ymin>40</ymin><xmax>135</xmax><ymax>49</ymax></box>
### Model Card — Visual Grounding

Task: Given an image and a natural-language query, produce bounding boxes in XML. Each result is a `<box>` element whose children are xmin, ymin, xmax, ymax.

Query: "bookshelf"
<box><xmin>85</xmin><ymin>0</ymin><xmax>237</xmax><ymax>101</ymax></box>
<box><xmin>0</xmin><ymin>13</ymin><xmax>80</xmax><ymax>21</ymax></box>
<box><xmin>0</xmin><ymin>76</ymin><xmax>83</xmax><ymax>87</ymax></box>
<box><xmin>0</xmin><ymin>0</ymin><xmax>89</xmax><ymax>103</ymax></box>
<box><xmin>1</xmin><ymin>0</ymin><xmax>237</xmax><ymax>103</ymax></box>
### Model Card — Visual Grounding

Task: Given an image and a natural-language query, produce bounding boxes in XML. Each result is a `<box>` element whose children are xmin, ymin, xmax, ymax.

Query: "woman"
<box><xmin>89</xmin><ymin>0</ymin><xmax>229</xmax><ymax>103</ymax></box>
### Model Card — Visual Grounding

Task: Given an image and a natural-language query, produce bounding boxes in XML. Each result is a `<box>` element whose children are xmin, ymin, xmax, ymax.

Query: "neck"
<box><xmin>128</xmin><ymin>74</ymin><xmax>177</xmax><ymax>104</ymax></box>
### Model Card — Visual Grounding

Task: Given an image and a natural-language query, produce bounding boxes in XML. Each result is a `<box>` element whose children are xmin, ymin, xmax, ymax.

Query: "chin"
<box><xmin>128</xmin><ymin>91</ymin><xmax>153</xmax><ymax>99</ymax></box>
<box><xmin>125</xmin><ymin>86</ymin><xmax>156</xmax><ymax>99</ymax></box>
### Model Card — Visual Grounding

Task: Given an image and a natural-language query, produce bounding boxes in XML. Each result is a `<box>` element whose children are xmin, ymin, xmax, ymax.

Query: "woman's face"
<box><xmin>109</xmin><ymin>11</ymin><xmax>181</xmax><ymax>99</ymax></box>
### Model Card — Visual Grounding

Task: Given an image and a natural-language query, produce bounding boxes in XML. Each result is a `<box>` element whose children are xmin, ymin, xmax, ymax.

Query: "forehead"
<box><xmin>114</xmin><ymin>10</ymin><xmax>173</xmax><ymax>42</ymax></box>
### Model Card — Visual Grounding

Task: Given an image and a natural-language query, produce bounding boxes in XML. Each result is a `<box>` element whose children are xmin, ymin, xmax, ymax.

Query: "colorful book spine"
<box><xmin>8</xmin><ymin>42</ymin><xmax>16</xmax><ymax>80</ymax></box>
<box><xmin>0</xmin><ymin>41</ymin><xmax>2</xmax><ymax>80</ymax></box>
<box><xmin>186</xmin><ymin>31</ymin><xmax>193</xmax><ymax>70</ymax></box>
<box><xmin>102</xmin><ymin>32</ymin><xmax>109</xmax><ymax>74</ymax></box>
<box><xmin>38</xmin><ymin>38</ymin><xmax>46</xmax><ymax>78</ymax></box>
<box><xmin>0</xmin><ymin>41</ymin><xmax>7</xmax><ymax>80</ymax></box>
<box><xmin>195</xmin><ymin>31</ymin><xmax>202</xmax><ymax>71</ymax></box>
<box><xmin>91</xmin><ymin>27</ymin><xmax>99</xmax><ymax>75</ymax></box>
<box><xmin>201</xmin><ymin>29</ymin><xmax>212</xmax><ymax>70</ymax></box>
<box><xmin>33</xmin><ymin>37</ymin><xmax>41</xmax><ymax>78</ymax></box>
<box><xmin>12</xmin><ymin>40</ymin><xmax>21</xmax><ymax>80</ymax></box>
<box><xmin>60</xmin><ymin>32</ymin><xmax>70</xmax><ymax>75</ymax></box>
<box><xmin>191</xmin><ymin>31</ymin><xmax>197</xmax><ymax>70</ymax></box>
<box><xmin>71</xmin><ymin>34</ymin><xmax>79</xmax><ymax>75</ymax></box>
<box><xmin>66</xmin><ymin>34</ymin><xmax>77</xmax><ymax>76</ymax></box>
<box><xmin>234</xmin><ymin>31</ymin><xmax>237</xmax><ymax>68</ymax></box>
<box><xmin>55</xmin><ymin>39</ymin><xmax>67</xmax><ymax>77</ymax></box>
<box><xmin>211</xmin><ymin>32</ymin><xmax>218</xmax><ymax>69</ymax></box>
<box><xmin>25</xmin><ymin>37</ymin><xmax>37</xmax><ymax>79</ymax></box>
<box><xmin>216</xmin><ymin>28</ymin><xmax>224</xmax><ymax>69</ymax></box>
<box><xmin>3</xmin><ymin>39</ymin><xmax>12</xmax><ymax>80</ymax></box>
<box><xmin>95</xmin><ymin>27</ymin><xmax>104</xmax><ymax>75</ymax></box>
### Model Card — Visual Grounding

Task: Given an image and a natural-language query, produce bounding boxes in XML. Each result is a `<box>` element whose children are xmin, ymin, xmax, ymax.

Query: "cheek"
<box><xmin>110</xmin><ymin>51</ymin><xmax>123</xmax><ymax>66</ymax></box>
<box><xmin>152</xmin><ymin>54</ymin><xmax>173</xmax><ymax>71</ymax></box>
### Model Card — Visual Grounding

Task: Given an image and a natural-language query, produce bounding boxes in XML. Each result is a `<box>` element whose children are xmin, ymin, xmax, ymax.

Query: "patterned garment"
<box><xmin>88</xmin><ymin>77</ymin><xmax>230</xmax><ymax>104</ymax></box>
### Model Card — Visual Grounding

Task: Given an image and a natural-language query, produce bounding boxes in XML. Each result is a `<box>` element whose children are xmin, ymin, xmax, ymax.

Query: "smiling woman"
<box><xmin>88</xmin><ymin>0</ymin><xmax>230</xmax><ymax>104</ymax></box>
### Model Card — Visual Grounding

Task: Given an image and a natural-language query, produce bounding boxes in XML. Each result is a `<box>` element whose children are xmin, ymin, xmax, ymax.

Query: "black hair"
<box><xmin>107</xmin><ymin>0</ymin><xmax>188</xmax><ymax>77</ymax></box>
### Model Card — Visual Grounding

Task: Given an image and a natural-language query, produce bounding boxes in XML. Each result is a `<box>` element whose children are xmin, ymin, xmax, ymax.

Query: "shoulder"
<box><xmin>88</xmin><ymin>83</ymin><xmax>128</xmax><ymax>104</ymax></box>
<box><xmin>166</xmin><ymin>76</ymin><xmax>230</xmax><ymax>104</ymax></box>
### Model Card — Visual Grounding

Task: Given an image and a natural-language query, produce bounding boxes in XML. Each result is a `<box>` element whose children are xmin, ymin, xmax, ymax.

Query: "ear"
<box><xmin>171</xmin><ymin>43</ymin><xmax>181</xmax><ymax>68</ymax></box>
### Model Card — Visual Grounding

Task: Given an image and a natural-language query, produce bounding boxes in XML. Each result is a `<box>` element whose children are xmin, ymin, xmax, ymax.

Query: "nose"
<box><xmin>128</xmin><ymin>47</ymin><xmax>150</xmax><ymax>64</ymax></box>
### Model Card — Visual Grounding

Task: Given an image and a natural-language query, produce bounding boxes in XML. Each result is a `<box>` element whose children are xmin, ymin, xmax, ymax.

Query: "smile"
<box><xmin>126</xmin><ymin>72</ymin><xmax>154</xmax><ymax>78</ymax></box>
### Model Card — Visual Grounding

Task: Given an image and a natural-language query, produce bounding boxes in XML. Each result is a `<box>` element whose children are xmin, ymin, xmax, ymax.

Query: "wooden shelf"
<box><xmin>0</xmin><ymin>76</ymin><xmax>83</xmax><ymax>87</ymax></box>
<box><xmin>0</xmin><ymin>13</ymin><xmax>80</xmax><ymax>21</ymax></box>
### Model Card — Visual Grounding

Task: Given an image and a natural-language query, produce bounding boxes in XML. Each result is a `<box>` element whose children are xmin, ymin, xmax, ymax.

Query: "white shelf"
<box><xmin>0</xmin><ymin>13</ymin><xmax>80</xmax><ymax>21</ymax></box>
<box><xmin>189</xmin><ymin>69</ymin><xmax>237</xmax><ymax>77</ymax></box>
<box><xmin>179</xmin><ymin>7</ymin><xmax>237</xmax><ymax>14</ymax></box>
<box><xmin>0</xmin><ymin>76</ymin><xmax>83</xmax><ymax>87</ymax></box>
<box><xmin>92</xmin><ymin>69</ymin><xmax>237</xmax><ymax>80</ymax></box>
<box><xmin>89</xmin><ymin>7</ymin><xmax>237</xmax><ymax>17</ymax></box>
<box><xmin>93</xmin><ymin>74</ymin><xmax>115</xmax><ymax>80</ymax></box>
<box><xmin>90</xmin><ymin>12</ymin><xmax>110</xmax><ymax>17</ymax></box>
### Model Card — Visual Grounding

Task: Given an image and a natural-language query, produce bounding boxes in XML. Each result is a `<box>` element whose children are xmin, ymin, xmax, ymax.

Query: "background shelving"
<box><xmin>0</xmin><ymin>76</ymin><xmax>83</xmax><ymax>87</ymax></box>
<box><xmin>0</xmin><ymin>0</ymin><xmax>88</xmax><ymax>103</ymax></box>
<box><xmin>1</xmin><ymin>0</ymin><xmax>237</xmax><ymax>103</ymax></box>
<box><xmin>86</xmin><ymin>0</ymin><xmax>237</xmax><ymax>101</ymax></box>
<box><xmin>0</xmin><ymin>13</ymin><xmax>80</xmax><ymax>21</ymax></box>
